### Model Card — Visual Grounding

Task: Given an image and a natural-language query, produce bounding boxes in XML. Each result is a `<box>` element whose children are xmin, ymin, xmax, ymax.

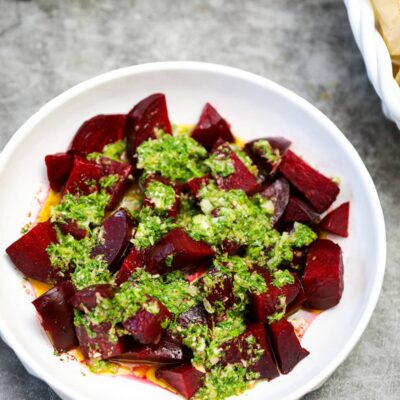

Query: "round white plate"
<box><xmin>0</xmin><ymin>62</ymin><xmax>386</xmax><ymax>400</ymax></box>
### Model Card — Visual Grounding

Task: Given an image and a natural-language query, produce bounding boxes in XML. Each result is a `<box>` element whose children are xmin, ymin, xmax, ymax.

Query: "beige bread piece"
<box><xmin>372</xmin><ymin>0</ymin><xmax>400</xmax><ymax>55</ymax></box>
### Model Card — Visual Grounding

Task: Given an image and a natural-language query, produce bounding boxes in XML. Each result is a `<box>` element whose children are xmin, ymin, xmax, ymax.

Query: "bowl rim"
<box><xmin>0</xmin><ymin>61</ymin><xmax>386</xmax><ymax>400</ymax></box>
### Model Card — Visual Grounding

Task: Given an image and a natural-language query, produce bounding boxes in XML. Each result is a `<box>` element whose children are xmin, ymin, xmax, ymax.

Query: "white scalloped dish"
<box><xmin>345</xmin><ymin>0</ymin><xmax>400</xmax><ymax>128</ymax></box>
<box><xmin>0</xmin><ymin>62</ymin><xmax>386</xmax><ymax>400</ymax></box>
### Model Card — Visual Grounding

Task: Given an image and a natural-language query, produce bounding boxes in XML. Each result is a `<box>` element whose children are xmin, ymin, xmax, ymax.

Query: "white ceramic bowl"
<box><xmin>0</xmin><ymin>62</ymin><xmax>386</xmax><ymax>400</ymax></box>
<box><xmin>345</xmin><ymin>0</ymin><xmax>400</xmax><ymax>128</ymax></box>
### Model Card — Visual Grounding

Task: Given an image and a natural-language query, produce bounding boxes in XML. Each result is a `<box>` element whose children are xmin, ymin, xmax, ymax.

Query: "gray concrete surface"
<box><xmin>0</xmin><ymin>0</ymin><xmax>399</xmax><ymax>399</ymax></box>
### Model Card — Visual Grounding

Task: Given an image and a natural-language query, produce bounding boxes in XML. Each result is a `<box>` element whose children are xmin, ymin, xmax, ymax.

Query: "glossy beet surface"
<box><xmin>302</xmin><ymin>239</ymin><xmax>344</xmax><ymax>309</ymax></box>
<box><xmin>126</xmin><ymin>93</ymin><xmax>172</xmax><ymax>161</ymax></box>
<box><xmin>6</xmin><ymin>221</ymin><xmax>61</xmax><ymax>284</ymax></box>
<box><xmin>220</xmin><ymin>323</ymin><xmax>279</xmax><ymax>380</ymax></box>
<box><xmin>319</xmin><ymin>202</ymin><xmax>350</xmax><ymax>237</ymax></box>
<box><xmin>57</xmin><ymin>219</ymin><xmax>87</xmax><ymax>240</ymax></box>
<box><xmin>260</xmin><ymin>178</ymin><xmax>290</xmax><ymax>225</ymax></box>
<box><xmin>123</xmin><ymin>298</ymin><xmax>171</xmax><ymax>344</ymax></box>
<box><xmin>32</xmin><ymin>281</ymin><xmax>77</xmax><ymax>352</ymax></box>
<box><xmin>68</xmin><ymin>284</ymin><xmax>114</xmax><ymax>312</ymax></box>
<box><xmin>191</xmin><ymin>103</ymin><xmax>234</xmax><ymax>150</ymax></box>
<box><xmin>45</xmin><ymin>153</ymin><xmax>74</xmax><ymax>192</ymax></box>
<box><xmin>211</xmin><ymin>140</ymin><xmax>260</xmax><ymax>195</ymax></box>
<box><xmin>115</xmin><ymin>335</ymin><xmax>190</xmax><ymax>365</ymax></box>
<box><xmin>176</xmin><ymin>305</ymin><xmax>208</xmax><ymax>329</ymax></box>
<box><xmin>250</xmin><ymin>269</ymin><xmax>301</xmax><ymax>323</ymax></box>
<box><xmin>69</xmin><ymin>114</ymin><xmax>126</xmax><ymax>155</ymax></box>
<box><xmin>64</xmin><ymin>156</ymin><xmax>103</xmax><ymax>195</ymax></box>
<box><xmin>91</xmin><ymin>209</ymin><xmax>134</xmax><ymax>271</ymax></box>
<box><xmin>245</xmin><ymin>137</ymin><xmax>291</xmax><ymax>175</ymax></box>
<box><xmin>156</xmin><ymin>364</ymin><xmax>205</xmax><ymax>399</ymax></box>
<box><xmin>279</xmin><ymin>150</ymin><xmax>339</xmax><ymax>213</ymax></box>
<box><xmin>202</xmin><ymin>269</ymin><xmax>235</xmax><ymax>313</ymax></box>
<box><xmin>115</xmin><ymin>247</ymin><xmax>144</xmax><ymax>284</ymax></box>
<box><xmin>99</xmin><ymin>158</ymin><xmax>133</xmax><ymax>210</ymax></box>
<box><xmin>268</xmin><ymin>318</ymin><xmax>309</xmax><ymax>374</ymax></box>
<box><xmin>283</xmin><ymin>196</ymin><xmax>320</xmax><ymax>223</ymax></box>
<box><xmin>145</xmin><ymin>228</ymin><xmax>214</xmax><ymax>274</ymax></box>
<box><xmin>76</xmin><ymin>322</ymin><xmax>124</xmax><ymax>360</ymax></box>
<box><xmin>185</xmin><ymin>175</ymin><xmax>210</xmax><ymax>197</ymax></box>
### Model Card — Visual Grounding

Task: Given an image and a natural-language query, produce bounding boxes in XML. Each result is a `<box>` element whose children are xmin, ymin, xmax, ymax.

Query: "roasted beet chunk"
<box><xmin>220</xmin><ymin>323</ymin><xmax>279</xmax><ymax>380</ymax></box>
<box><xmin>69</xmin><ymin>114</ymin><xmax>126</xmax><ymax>155</ymax></box>
<box><xmin>6</xmin><ymin>221</ymin><xmax>61</xmax><ymax>284</ymax></box>
<box><xmin>32</xmin><ymin>281</ymin><xmax>77</xmax><ymax>352</ymax></box>
<box><xmin>45</xmin><ymin>153</ymin><xmax>74</xmax><ymax>192</ymax></box>
<box><xmin>58</xmin><ymin>219</ymin><xmax>87</xmax><ymax>240</ymax></box>
<box><xmin>123</xmin><ymin>298</ymin><xmax>171</xmax><ymax>344</ymax></box>
<box><xmin>115</xmin><ymin>247</ymin><xmax>144</xmax><ymax>285</ymax></box>
<box><xmin>185</xmin><ymin>175</ymin><xmax>210</xmax><ymax>197</ymax></box>
<box><xmin>99</xmin><ymin>157</ymin><xmax>132</xmax><ymax>210</ymax></box>
<box><xmin>176</xmin><ymin>304</ymin><xmax>209</xmax><ymax>329</ymax></box>
<box><xmin>143</xmin><ymin>175</ymin><xmax>181</xmax><ymax>218</ymax></box>
<box><xmin>69</xmin><ymin>284</ymin><xmax>114</xmax><ymax>312</ymax></box>
<box><xmin>319</xmin><ymin>202</ymin><xmax>350</xmax><ymax>237</ymax></box>
<box><xmin>76</xmin><ymin>322</ymin><xmax>123</xmax><ymax>359</ymax></box>
<box><xmin>210</xmin><ymin>140</ymin><xmax>259</xmax><ymax>195</ymax></box>
<box><xmin>91</xmin><ymin>208</ymin><xmax>134</xmax><ymax>271</ymax></box>
<box><xmin>64</xmin><ymin>156</ymin><xmax>103</xmax><ymax>195</ymax></box>
<box><xmin>126</xmin><ymin>93</ymin><xmax>172</xmax><ymax>160</ymax></box>
<box><xmin>191</xmin><ymin>103</ymin><xmax>234</xmax><ymax>151</ymax></box>
<box><xmin>302</xmin><ymin>239</ymin><xmax>344</xmax><ymax>309</ymax></box>
<box><xmin>145</xmin><ymin>228</ymin><xmax>214</xmax><ymax>275</ymax></box>
<box><xmin>260</xmin><ymin>178</ymin><xmax>290</xmax><ymax>225</ymax></box>
<box><xmin>283</xmin><ymin>196</ymin><xmax>320</xmax><ymax>224</ymax></box>
<box><xmin>245</xmin><ymin>137</ymin><xmax>291</xmax><ymax>175</ymax></box>
<box><xmin>249</xmin><ymin>269</ymin><xmax>300</xmax><ymax>323</ymax></box>
<box><xmin>268</xmin><ymin>318</ymin><xmax>309</xmax><ymax>374</ymax></box>
<box><xmin>201</xmin><ymin>269</ymin><xmax>235</xmax><ymax>314</ymax></box>
<box><xmin>156</xmin><ymin>364</ymin><xmax>205</xmax><ymax>399</ymax></box>
<box><xmin>114</xmin><ymin>335</ymin><xmax>190</xmax><ymax>365</ymax></box>
<box><xmin>279</xmin><ymin>150</ymin><xmax>339</xmax><ymax>213</ymax></box>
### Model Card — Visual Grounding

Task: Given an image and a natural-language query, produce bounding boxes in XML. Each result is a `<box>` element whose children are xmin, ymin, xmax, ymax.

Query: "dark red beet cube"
<box><xmin>279</xmin><ymin>150</ymin><xmax>339</xmax><ymax>213</ymax></box>
<box><xmin>123</xmin><ymin>298</ymin><xmax>171</xmax><ymax>345</ymax></box>
<box><xmin>58</xmin><ymin>219</ymin><xmax>87</xmax><ymax>240</ymax></box>
<box><xmin>319</xmin><ymin>202</ymin><xmax>350</xmax><ymax>237</ymax></box>
<box><xmin>115</xmin><ymin>248</ymin><xmax>144</xmax><ymax>285</ymax></box>
<box><xmin>45</xmin><ymin>153</ymin><xmax>74</xmax><ymax>192</ymax></box>
<box><xmin>6</xmin><ymin>221</ymin><xmax>62</xmax><ymax>284</ymax></box>
<box><xmin>249</xmin><ymin>269</ymin><xmax>300</xmax><ymax>323</ymax></box>
<box><xmin>260</xmin><ymin>178</ymin><xmax>290</xmax><ymax>225</ymax></box>
<box><xmin>32</xmin><ymin>281</ymin><xmax>77</xmax><ymax>352</ymax></box>
<box><xmin>64</xmin><ymin>156</ymin><xmax>103</xmax><ymax>195</ymax></box>
<box><xmin>69</xmin><ymin>114</ymin><xmax>126</xmax><ymax>155</ymax></box>
<box><xmin>211</xmin><ymin>140</ymin><xmax>260</xmax><ymax>195</ymax></box>
<box><xmin>142</xmin><ymin>174</ymin><xmax>181</xmax><ymax>218</ymax></box>
<box><xmin>268</xmin><ymin>318</ymin><xmax>309</xmax><ymax>374</ymax></box>
<box><xmin>220</xmin><ymin>323</ymin><xmax>279</xmax><ymax>380</ymax></box>
<box><xmin>176</xmin><ymin>305</ymin><xmax>209</xmax><ymax>329</ymax></box>
<box><xmin>201</xmin><ymin>269</ymin><xmax>235</xmax><ymax>313</ymax></box>
<box><xmin>184</xmin><ymin>175</ymin><xmax>210</xmax><ymax>197</ymax></box>
<box><xmin>302</xmin><ymin>239</ymin><xmax>344</xmax><ymax>309</ymax></box>
<box><xmin>99</xmin><ymin>157</ymin><xmax>133</xmax><ymax>210</ymax></box>
<box><xmin>191</xmin><ymin>103</ymin><xmax>234</xmax><ymax>151</ymax></box>
<box><xmin>76</xmin><ymin>322</ymin><xmax>123</xmax><ymax>360</ymax></box>
<box><xmin>220</xmin><ymin>240</ymin><xmax>243</xmax><ymax>256</ymax></box>
<box><xmin>68</xmin><ymin>284</ymin><xmax>114</xmax><ymax>312</ymax></box>
<box><xmin>115</xmin><ymin>335</ymin><xmax>190</xmax><ymax>365</ymax></box>
<box><xmin>126</xmin><ymin>93</ymin><xmax>172</xmax><ymax>161</ymax></box>
<box><xmin>286</xmin><ymin>274</ymin><xmax>307</xmax><ymax>313</ymax></box>
<box><xmin>283</xmin><ymin>196</ymin><xmax>320</xmax><ymax>224</ymax></box>
<box><xmin>245</xmin><ymin>137</ymin><xmax>291</xmax><ymax>175</ymax></box>
<box><xmin>91</xmin><ymin>208</ymin><xmax>134</xmax><ymax>271</ymax></box>
<box><xmin>145</xmin><ymin>228</ymin><xmax>214</xmax><ymax>275</ymax></box>
<box><xmin>156</xmin><ymin>364</ymin><xmax>205</xmax><ymax>399</ymax></box>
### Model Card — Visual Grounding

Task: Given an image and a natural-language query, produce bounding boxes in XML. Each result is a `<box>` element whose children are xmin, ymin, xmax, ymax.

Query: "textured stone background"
<box><xmin>0</xmin><ymin>0</ymin><xmax>399</xmax><ymax>399</ymax></box>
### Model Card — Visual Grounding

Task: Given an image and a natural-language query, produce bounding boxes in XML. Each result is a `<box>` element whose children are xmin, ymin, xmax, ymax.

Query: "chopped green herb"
<box><xmin>252</xmin><ymin>139</ymin><xmax>280</xmax><ymax>164</ymax></box>
<box><xmin>145</xmin><ymin>180</ymin><xmax>176</xmax><ymax>211</ymax></box>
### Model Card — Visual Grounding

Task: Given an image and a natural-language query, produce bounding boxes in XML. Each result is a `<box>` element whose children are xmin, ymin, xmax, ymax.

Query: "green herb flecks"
<box><xmin>252</xmin><ymin>139</ymin><xmax>280</xmax><ymax>164</ymax></box>
<box><xmin>145</xmin><ymin>180</ymin><xmax>176</xmax><ymax>212</ymax></box>
<box><xmin>136</xmin><ymin>132</ymin><xmax>208</xmax><ymax>181</ymax></box>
